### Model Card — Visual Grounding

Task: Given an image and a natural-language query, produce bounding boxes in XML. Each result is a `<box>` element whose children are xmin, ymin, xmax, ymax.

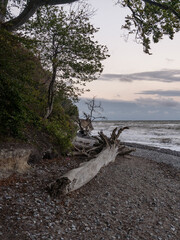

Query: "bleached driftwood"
<box><xmin>47</xmin><ymin>127</ymin><xmax>135</xmax><ymax>197</ymax></box>
<box><xmin>72</xmin><ymin>136</ymin><xmax>98</xmax><ymax>151</ymax></box>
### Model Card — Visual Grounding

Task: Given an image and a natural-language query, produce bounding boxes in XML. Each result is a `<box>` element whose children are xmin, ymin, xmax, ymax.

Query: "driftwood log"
<box><xmin>47</xmin><ymin>127</ymin><xmax>135</xmax><ymax>197</ymax></box>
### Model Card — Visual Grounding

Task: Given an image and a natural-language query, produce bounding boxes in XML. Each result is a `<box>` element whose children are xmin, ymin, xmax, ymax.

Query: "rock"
<box><xmin>0</xmin><ymin>147</ymin><xmax>31</xmax><ymax>179</ymax></box>
<box><xmin>28</xmin><ymin>148</ymin><xmax>42</xmax><ymax>164</ymax></box>
<box><xmin>42</xmin><ymin>148</ymin><xmax>58</xmax><ymax>160</ymax></box>
<box><xmin>71</xmin><ymin>224</ymin><xmax>76</xmax><ymax>231</ymax></box>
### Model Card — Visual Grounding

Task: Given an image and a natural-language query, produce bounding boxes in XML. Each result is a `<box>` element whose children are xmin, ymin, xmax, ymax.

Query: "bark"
<box><xmin>46</xmin><ymin>128</ymin><xmax>135</xmax><ymax>197</ymax></box>
<box><xmin>2</xmin><ymin>0</ymin><xmax>78</xmax><ymax>31</ymax></box>
<box><xmin>47</xmin><ymin>146</ymin><xmax>120</xmax><ymax>197</ymax></box>
<box><xmin>44</xmin><ymin>65</ymin><xmax>57</xmax><ymax>119</ymax></box>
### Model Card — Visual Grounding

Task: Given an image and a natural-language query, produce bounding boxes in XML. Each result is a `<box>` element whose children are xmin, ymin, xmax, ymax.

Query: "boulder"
<box><xmin>0</xmin><ymin>147</ymin><xmax>31</xmax><ymax>179</ymax></box>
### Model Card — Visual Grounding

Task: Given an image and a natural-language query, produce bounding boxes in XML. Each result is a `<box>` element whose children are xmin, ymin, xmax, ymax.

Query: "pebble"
<box><xmin>71</xmin><ymin>224</ymin><xmax>76</xmax><ymax>231</ymax></box>
<box><xmin>1</xmin><ymin>150</ymin><xmax>180</xmax><ymax>240</ymax></box>
<box><xmin>171</xmin><ymin>225</ymin><xmax>176</xmax><ymax>231</ymax></box>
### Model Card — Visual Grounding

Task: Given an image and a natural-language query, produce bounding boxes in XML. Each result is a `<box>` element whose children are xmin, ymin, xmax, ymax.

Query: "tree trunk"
<box><xmin>46</xmin><ymin>128</ymin><xmax>135</xmax><ymax>197</ymax></box>
<box><xmin>47</xmin><ymin>145</ymin><xmax>119</xmax><ymax>197</ymax></box>
<box><xmin>44</xmin><ymin>66</ymin><xmax>57</xmax><ymax>119</ymax></box>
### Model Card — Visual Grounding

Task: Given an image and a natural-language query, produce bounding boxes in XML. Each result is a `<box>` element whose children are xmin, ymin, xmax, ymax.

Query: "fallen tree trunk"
<box><xmin>47</xmin><ymin>127</ymin><xmax>135</xmax><ymax>197</ymax></box>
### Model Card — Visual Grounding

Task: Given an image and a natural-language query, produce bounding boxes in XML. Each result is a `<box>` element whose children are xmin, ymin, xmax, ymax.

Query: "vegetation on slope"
<box><xmin>0</xmin><ymin>28</ymin><xmax>78</xmax><ymax>153</ymax></box>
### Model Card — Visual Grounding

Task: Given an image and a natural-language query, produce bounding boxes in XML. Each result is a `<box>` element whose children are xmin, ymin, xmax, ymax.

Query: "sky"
<box><xmin>75</xmin><ymin>0</ymin><xmax>180</xmax><ymax>120</ymax></box>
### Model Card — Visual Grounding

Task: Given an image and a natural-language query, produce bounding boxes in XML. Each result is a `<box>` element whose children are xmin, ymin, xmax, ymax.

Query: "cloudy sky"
<box><xmin>76</xmin><ymin>0</ymin><xmax>180</xmax><ymax>120</ymax></box>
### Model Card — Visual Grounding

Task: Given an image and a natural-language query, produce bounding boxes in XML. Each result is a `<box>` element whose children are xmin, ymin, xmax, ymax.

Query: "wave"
<box><xmin>92</xmin><ymin>121</ymin><xmax>180</xmax><ymax>152</ymax></box>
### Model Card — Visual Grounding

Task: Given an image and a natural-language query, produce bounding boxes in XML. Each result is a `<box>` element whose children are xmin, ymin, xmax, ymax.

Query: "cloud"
<box><xmin>136</xmin><ymin>97</ymin><xmax>179</xmax><ymax>107</ymax></box>
<box><xmin>137</xmin><ymin>90</ymin><xmax>180</xmax><ymax>97</ymax></box>
<box><xmin>77</xmin><ymin>97</ymin><xmax>180</xmax><ymax>120</ymax></box>
<box><xmin>100</xmin><ymin>69</ymin><xmax>180</xmax><ymax>83</ymax></box>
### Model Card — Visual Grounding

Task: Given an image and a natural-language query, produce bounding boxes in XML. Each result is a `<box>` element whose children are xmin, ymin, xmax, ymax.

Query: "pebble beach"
<box><xmin>1</xmin><ymin>145</ymin><xmax>180</xmax><ymax>240</ymax></box>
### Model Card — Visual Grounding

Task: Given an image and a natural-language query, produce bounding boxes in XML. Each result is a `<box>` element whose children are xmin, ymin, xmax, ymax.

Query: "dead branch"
<box><xmin>118</xmin><ymin>148</ymin><xmax>136</xmax><ymax>156</ymax></box>
<box><xmin>72</xmin><ymin>127</ymin><xmax>131</xmax><ymax>160</ymax></box>
<box><xmin>47</xmin><ymin>127</ymin><xmax>135</xmax><ymax>197</ymax></box>
<box><xmin>98</xmin><ymin>131</ymin><xmax>111</xmax><ymax>147</ymax></box>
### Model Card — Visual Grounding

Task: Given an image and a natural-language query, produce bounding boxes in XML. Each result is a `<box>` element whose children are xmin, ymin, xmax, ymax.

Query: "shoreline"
<box><xmin>123</xmin><ymin>142</ymin><xmax>180</xmax><ymax>156</ymax></box>
<box><xmin>123</xmin><ymin>142</ymin><xmax>180</xmax><ymax>169</ymax></box>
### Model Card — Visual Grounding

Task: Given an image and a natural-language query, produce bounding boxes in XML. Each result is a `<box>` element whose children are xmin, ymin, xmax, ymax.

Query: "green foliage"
<box><xmin>43</xmin><ymin>114</ymin><xmax>77</xmax><ymax>154</ymax></box>
<box><xmin>0</xmin><ymin>74</ymin><xmax>26</xmax><ymax>136</ymax></box>
<box><xmin>0</xmin><ymin>4</ymin><xmax>110</xmax><ymax>153</ymax></box>
<box><xmin>0</xmin><ymin>29</ymin><xmax>78</xmax><ymax>152</ymax></box>
<box><xmin>118</xmin><ymin>0</ymin><xmax>180</xmax><ymax>54</ymax></box>
<box><xmin>1</xmin><ymin>1</ymin><xmax>180</xmax><ymax>54</ymax></box>
<box><xmin>22</xmin><ymin>5</ymin><xmax>109</xmax><ymax>99</ymax></box>
<box><xmin>54</xmin><ymin>84</ymin><xmax>79</xmax><ymax>120</ymax></box>
<box><xmin>0</xmin><ymin>29</ymin><xmax>46</xmax><ymax>136</ymax></box>
<box><xmin>43</xmin><ymin>88</ymin><xmax>78</xmax><ymax>153</ymax></box>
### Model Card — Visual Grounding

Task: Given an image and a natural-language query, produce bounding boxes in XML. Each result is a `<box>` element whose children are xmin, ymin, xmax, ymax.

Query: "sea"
<box><xmin>91</xmin><ymin>121</ymin><xmax>180</xmax><ymax>152</ymax></box>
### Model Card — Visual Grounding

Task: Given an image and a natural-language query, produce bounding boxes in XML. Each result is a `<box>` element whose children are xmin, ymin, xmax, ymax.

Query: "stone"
<box><xmin>0</xmin><ymin>148</ymin><xmax>31</xmax><ymax>179</ymax></box>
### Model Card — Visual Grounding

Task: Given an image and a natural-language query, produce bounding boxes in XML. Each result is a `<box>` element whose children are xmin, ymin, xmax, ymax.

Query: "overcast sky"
<box><xmin>76</xmin><ymin>0</ymin><xmax>180</xmax><ymax>120</ymax></box>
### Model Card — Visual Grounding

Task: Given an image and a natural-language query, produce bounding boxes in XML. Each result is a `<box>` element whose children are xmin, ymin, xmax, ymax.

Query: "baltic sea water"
<box><xmin>91</xmin><ymin>121</ymin><xmax>180</xmax><ymax>152</ymax></box>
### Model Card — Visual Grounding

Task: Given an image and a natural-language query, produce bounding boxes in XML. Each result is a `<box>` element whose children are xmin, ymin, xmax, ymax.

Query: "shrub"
<box><xmin>0</xmin><ymin>29</ymin><xmax>47</xmax><ymax>137</ymax></box>
<box><xmin>43</xmin><ymin>102</ymin><xmax>78</xmax><ymax>153</ymax></box>
<box><xmin>0</xmin><ymin>29</ymin><xmax>78</xmax><ymax>153</ymax></box>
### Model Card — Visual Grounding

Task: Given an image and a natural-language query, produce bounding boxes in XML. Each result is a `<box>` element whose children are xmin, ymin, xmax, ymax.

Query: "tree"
<box><xmin>78</xmin><ymin>97</ymin><xmax>106</xmax><ymax>136</ymax></box>
<box><xmin>23</xmin><ymin>6</ymin><xmax>109</xmax><ymax>118</ymax></box>
<box><xmin>117</xmin><ymin>0</ymin><xmax>180</xmax><ymax>54</ymax></box>
<box><xmin>1</xmin><ymin>1</ymin><xmax>179</xmax><ymax>53</ymax></box>
<box><xmin>83</xmin><ymin>97</ymin><xmax>106</xmax><ymax>122</ymax></box>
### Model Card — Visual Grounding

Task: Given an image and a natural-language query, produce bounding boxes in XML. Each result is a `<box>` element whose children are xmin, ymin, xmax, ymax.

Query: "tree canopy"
<box><xmin>0</xmin><ymin>0</ymin><xmax>179</xmax><ymax>53</ymax></box>
<box><xmin>118</xmin><ymin>0</ymin><xmax>180</xmax><ymax>53</ymax></box>
<box><xmin>22</xmin><ymin>6</ymin><xmax>109</xmax><ymax>118</ymax></box>
<box><xmin>0</xmin><ymin>0</ymin><xmax>78</xmax><ymax>31</ymax></box>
